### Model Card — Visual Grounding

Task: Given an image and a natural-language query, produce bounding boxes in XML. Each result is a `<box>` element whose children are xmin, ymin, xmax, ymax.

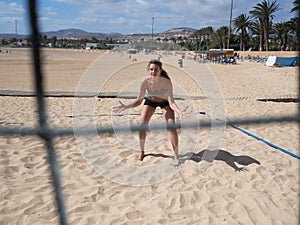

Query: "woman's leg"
<box><xmin>162</xmin><ymin>106</ymin><xmax>179</xmax><ymax>164</ymax></box>
<box><xmin>139</xmin><ymin>105</ymin><xmax>156</xmax><ymax>160</ymax></box>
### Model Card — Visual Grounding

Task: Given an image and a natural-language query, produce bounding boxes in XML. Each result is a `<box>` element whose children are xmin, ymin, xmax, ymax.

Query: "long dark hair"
<box><xmin>147</xmin><ymin>59</ymin><xmax>170</xmax><ymax>80</ymax></box>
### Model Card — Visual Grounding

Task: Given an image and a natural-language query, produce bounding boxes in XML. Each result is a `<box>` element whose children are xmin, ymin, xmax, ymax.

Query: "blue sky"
<box><xmin>0</xmin><ymin>0</ymin><xmax>296</xmax><ymax>35</ymax></box>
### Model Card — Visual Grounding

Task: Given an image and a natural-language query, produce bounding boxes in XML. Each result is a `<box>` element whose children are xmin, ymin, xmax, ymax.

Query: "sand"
<box><xmin>0</xmin><ymin>48</ymin><xmax>299</xmax><ymax>224</ymax></box>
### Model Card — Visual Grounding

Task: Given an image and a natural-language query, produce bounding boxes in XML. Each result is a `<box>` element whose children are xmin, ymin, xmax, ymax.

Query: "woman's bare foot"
<box><xmin>139</xmin><ymin>151</ymin><xmax>145</xmax><ymax>161</ymax></box>
<box><xmin>173</xmin><ymin>157</ymin><xmax>181</xmax><ymax>167</ymax></box>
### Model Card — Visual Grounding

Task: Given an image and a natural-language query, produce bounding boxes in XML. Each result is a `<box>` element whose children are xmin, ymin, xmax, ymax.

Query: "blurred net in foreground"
<box><xmin>0</xmin><ymin>1</ymin><xmax>298</xmax><ymax>225</ymax></box>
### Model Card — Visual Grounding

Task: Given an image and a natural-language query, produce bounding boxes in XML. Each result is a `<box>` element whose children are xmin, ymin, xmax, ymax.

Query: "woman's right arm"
<box><xmin>113</xmin><ymin>79</ymin><xmax>146</xmax><ymax>113</ymax></box>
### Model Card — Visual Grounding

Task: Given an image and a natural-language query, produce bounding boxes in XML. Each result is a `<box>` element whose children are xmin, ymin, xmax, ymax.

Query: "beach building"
<box><xmin>85</xmin><ymin>43</ymin><xmax>105</xmax><ymax>50</ymax></box>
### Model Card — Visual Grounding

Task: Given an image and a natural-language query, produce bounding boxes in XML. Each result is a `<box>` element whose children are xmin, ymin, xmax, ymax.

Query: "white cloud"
<box><xmin>0</xmin><ymin>1</ymin><xmax>27</xmax><ymax>33</ymax></box>
<box><xmin>0</xmin><ymin>1</ymin><xmax>25</xmax><ymax>20</ymax></box>
<box><xmin>135</xmin><ymin>0</ymin><xmax>147</xmax><ymax>4</ymax></box>
<box><xmin>43</xmin><ymin>7</ymin><xmax>57</xmax><ymax>16</ymax></box>
<box><xmin>0</xmin><ymin>0</ymin><xmax>294</xmax><ymax>34</ymax></box>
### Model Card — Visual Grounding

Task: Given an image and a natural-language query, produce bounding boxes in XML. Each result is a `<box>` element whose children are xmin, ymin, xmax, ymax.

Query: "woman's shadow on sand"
<box><xmin>145</xmin><ymin>149</ymin><xmax>260</xmax><ymax>171</ymax></box>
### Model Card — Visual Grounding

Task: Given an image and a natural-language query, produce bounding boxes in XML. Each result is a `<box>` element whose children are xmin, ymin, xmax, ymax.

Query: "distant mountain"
<box><xmin>0</xmin><ymin>27</ymin><xmax>197</xmax><ymax>39</ymax></box>
<box><xmin>162</xmin><ymin>27</ymin><xmax>197</xmax><ymax>34</ymax></box>
<box><xmin>0</xmin><ymin>28</ymin><xmax>123</xmax><ymax>39</ymax></box>
<box><xmin>0</xmin><ymin>33</ymin><xmax>28</xmax><ymax>39</ymax></box>
<box><xmin>42</xmin><ymin>28</ymin><xmax>123</xmax><ymax>38</ymax></box>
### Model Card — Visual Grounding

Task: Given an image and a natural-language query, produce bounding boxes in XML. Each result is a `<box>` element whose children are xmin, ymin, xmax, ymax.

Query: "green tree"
<box><xmin>190</xmin><ymin>30</ymin><xmax>202</xmax><ymax>50</ymax></box>
<box><xmin>190</xmin><ymin>26</ymin><xmax>214</xmax><ymax>50</ymax></box>
<box><xmin>170</xmin><ymin>37</ymin><xmax>176</xmax><ymax>44</ymax></box>
<box><xmin>250</xmin><ymin>0</ymin><xmax>280</xmax><ymax>51</ymax></box>
<box><xmin>1</xmin><ymin>38</ymin><xmax>8</xmax><ymax>45</ymax></box>
<box><xmin>291</xmin><ymin>1</ymin><xmax>299</xmax><ymax>50</ymax></box>
<box><xmin>291</xmin><ymin>0</ymin><xmax>300</xmax><ymax>12</ymax></box>
<box><xmin>286</xmin><ymin>17</ymin><xmax>298</xmax><ymax>50</ymax></box>
<box><xmin>50</xmin><ymin>36</ymin><xmax>57</xmax><ymax>48</ymax></box>
<box><xmin>213</xmin><ymin>26</ymin><xmax>229</xmax><ymax>49</ymax></box>
<box><xmin>233</xmin><ymin>13</ymin><xmax>252</xmax><ymax>51</ymax></box>
<box><xmin>249</xmin><ymin>19</ymin><xmax>264</xmax><ymax>50</ymax></box>
<box><xmin>273</xmin><ymin>22</ymin><xmax>288</xmax><ymax>49</ymax></box>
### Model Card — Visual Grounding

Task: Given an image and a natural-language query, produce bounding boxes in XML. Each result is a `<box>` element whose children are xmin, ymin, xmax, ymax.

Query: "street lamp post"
<box><xmin>15</xmin><ymin>20</ymin><xmax>18</xmax><ymax>39</ymax></box>
<box><xmin>227</xmin><ymin>0</ymin><xmax>233</xmax><ymax>49</ymax></box>
<box><xmin>152</xmin><ymin>16</ymin><xmax>155</xmax><ymax>41</ymax></box>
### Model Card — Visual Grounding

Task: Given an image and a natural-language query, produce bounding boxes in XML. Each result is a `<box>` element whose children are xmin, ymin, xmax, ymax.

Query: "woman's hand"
<box><xmin>113</xmin><ymin>100</ymin><xmax>127</xmax><ymax>113</ymax></box>
<box><xmin>178</xmin><ymin>105</ymin><xmax>189</xmax><ymax>117</ymax></box>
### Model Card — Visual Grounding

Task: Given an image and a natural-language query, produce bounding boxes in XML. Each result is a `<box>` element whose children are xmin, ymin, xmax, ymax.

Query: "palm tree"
<box><xmin>190</xmin><ymin>30</ymin><xmax>202</xmax><ymax>51</ymax></box>
<box><xmin>213</xmin><ymin>26</ymin><xmax>229</xmax><ymax>49</ymax></box>
<box><xmin>190</xmin><ymin>26</ymin><xmax>214</xmax><ymax>50</ymax></box>
<box><xmin>233</xmin><ymin>13</ymin><xmax>252</xmax><ymax>51</ymax></box>
<box><xmin>250</xmin><ymin>0</ymin><xmax>280</xmax><ymax>51</ymax></box>
<box><xmin>286</xmin><ymin>17</ymin><xmax>298</xmax><ymax>50</ymax></box>
<box><xmin>287</xmin><ymin>17</ymin><xmax>298</xmax><ymax>36</ymax></box>
<box><xmin>273</xmin><ymin>22</ymin><xmax>289</xmax><ymax>49</ymax></box>
<box><xmin>291</xmin><ymin>0</ymin><xmax>300</xmax><ymax>12</ymax></box>
<box><xmin>250</xmin><ymin>19</ymin><xmax>264</xmax><ymax>50</ymax></box>
<box><xmin>201</xmin><ymin>26</ymin><xmax>214</xmax><ymax>50</ymax></box>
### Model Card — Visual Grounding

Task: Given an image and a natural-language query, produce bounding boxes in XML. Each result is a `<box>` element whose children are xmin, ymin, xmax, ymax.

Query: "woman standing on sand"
<box><xmin>113</xmin><ymin>59</ymin><xmax>187</xmax><ymax>164</ymax></box>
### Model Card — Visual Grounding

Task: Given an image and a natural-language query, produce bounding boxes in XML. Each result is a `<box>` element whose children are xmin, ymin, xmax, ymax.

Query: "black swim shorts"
<box><xmin>144</xmin><ymin>97</ymin><xmax>169</xmax><ymax>109</ymax></box>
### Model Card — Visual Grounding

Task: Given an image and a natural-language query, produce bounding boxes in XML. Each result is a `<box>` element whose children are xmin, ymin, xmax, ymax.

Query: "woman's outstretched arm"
<box><xmin>113</xmin><ymin>79</ymin><xmax>146</xmax><ymax>113</ymax></box>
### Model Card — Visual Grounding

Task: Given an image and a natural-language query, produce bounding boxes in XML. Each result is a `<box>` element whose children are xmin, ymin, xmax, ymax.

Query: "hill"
<box><xmin>0</xmin><ymin>27</ymin><xmax>197</xmax><ymax>39</ymax></box>
<box><xmin>42</xmin><ymin>28</ymin><xmax>123</xmax><ymax>39</ymax></box>
<box><xmin>162</xmin><ymin>27</ymin><xmax>197</xmax><ymax>34</ymax></box>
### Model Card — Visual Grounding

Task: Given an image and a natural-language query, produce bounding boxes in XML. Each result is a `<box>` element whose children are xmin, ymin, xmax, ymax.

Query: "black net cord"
<box><xmin>28</xmin><ymin>0</ymin><xmax>68</xmax><ymax>224</ymax></box>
